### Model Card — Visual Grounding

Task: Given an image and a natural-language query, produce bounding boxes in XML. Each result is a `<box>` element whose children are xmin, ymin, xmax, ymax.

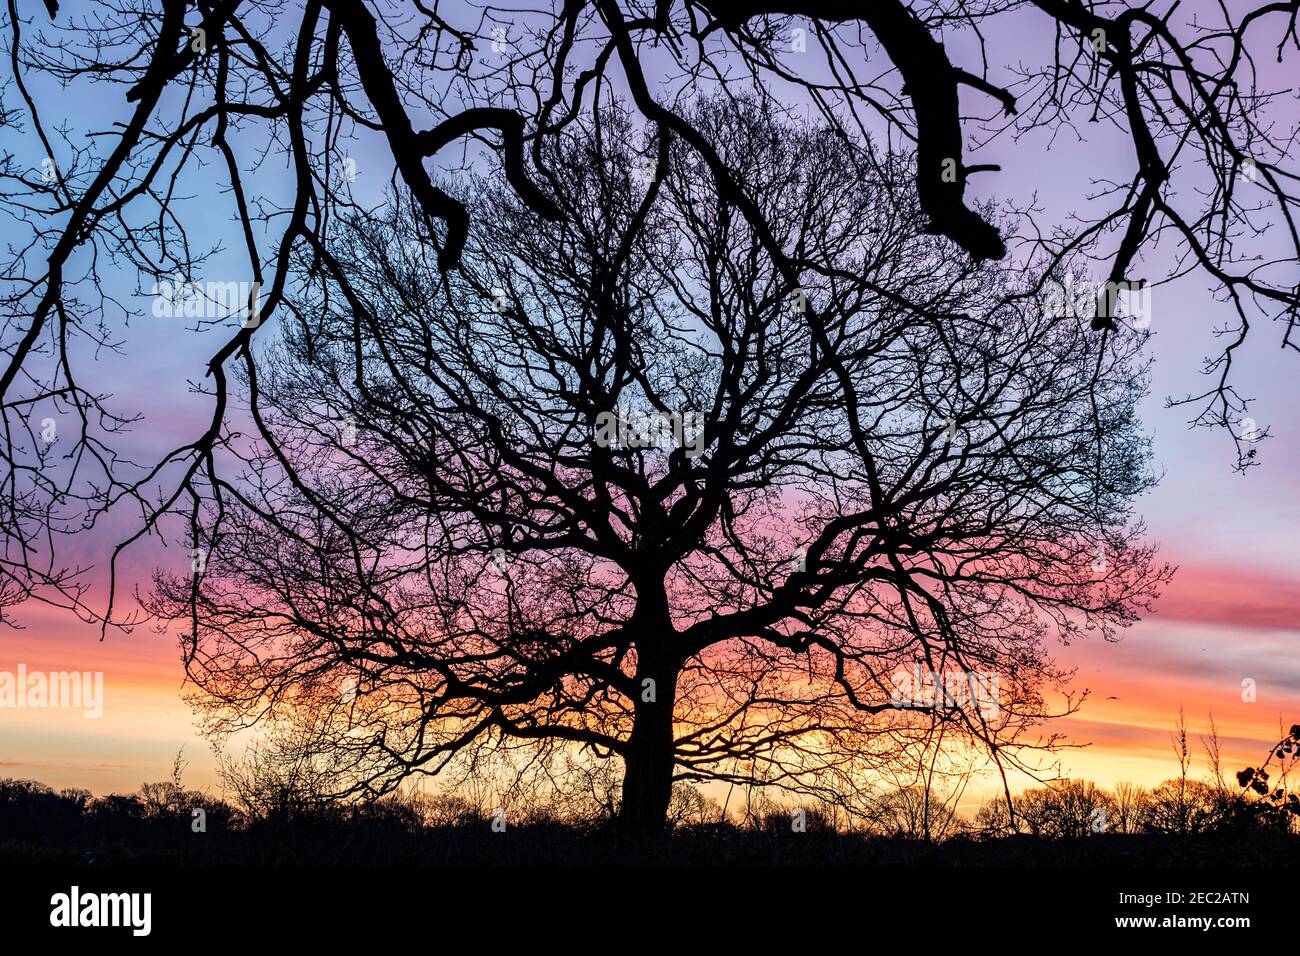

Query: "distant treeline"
<box><xmin>1</xmin><ymin>749</ymin><xmax>1296</xmax><ymax>866</ymax></box>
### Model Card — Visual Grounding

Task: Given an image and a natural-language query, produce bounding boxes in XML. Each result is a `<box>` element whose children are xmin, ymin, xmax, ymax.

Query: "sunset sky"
<box><xmin>1</xmin><ymin>7</ymin><xmax>1297</xmax><ymax>811</ymax></box>
<box><xmin>3</xmin><ymin>256</ymin><xmax>1295</xmax><ymax>808</ymax></box>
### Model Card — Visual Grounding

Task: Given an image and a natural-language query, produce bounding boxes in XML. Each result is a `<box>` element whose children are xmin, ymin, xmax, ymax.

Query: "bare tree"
<box><xmin>1141</xmin><ymin>705</ymin><xmax>1231</xmax><ymax>835</ymax></box>
<box><xmin>144</xmin><ymin>97</ymin><xmax>1168</xmax><ymax>837</ymax></box>
<box><xmin>1110</xmin><ymin>780</ymin><xmax>1148</xmax><ymax>834</ymax></box>
<box><xmin>1013</xmin><ymin>779</ymin><xmax>1117</xmax><ymax>838</ymax></box>
<box><xmin>975</xmin><ymin>778</ymin><xmax>1118</xmax><ymax>837</ymax></box>
<box><xmin>871</xmin><ymin>784</ymin><xmax>965</xmax><ymax>842</ymax></box>
<box><xmin>868</xmin><ymin>720</ymin><xmax>978</xmax><ymax>841</ymax></box>
<box><xmin>0</xmin><ymin>1</ymin><xmax>1293</xmax><ymax>635</ymax></box>
<box><xmin>1140</xmin><ymin>778</ymin><xmax>1226</xmax><ymax>835</ymax></box>
<box><xmin>1201</xmin><ymin>710</ymin><xmax>1225</xmax><ymax>791</ymax></box>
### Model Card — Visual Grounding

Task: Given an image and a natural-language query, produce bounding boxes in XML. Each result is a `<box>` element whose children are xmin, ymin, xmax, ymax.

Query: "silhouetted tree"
<box><xmin>1040</xmin><ymin>779</ymin><xmax>1117</xmax><ymax>838</ymax></box>
<box><xmin>977</xmin><ymin>779</ymin><xmax>1117</xmax><ymax>838</ymax></box>
<box><xmin>146</xmin><ymin>97</ymin><xmax>1167</xmax><ymax>837</ymax></box>
<box><xmin>872</xmin><ymin>785</ymin><xmax>964</xmax><ymax>842</ymax></box>
<box><xmin>1</xmin><ymin>0</ymin><xmax>1294</xmax><ymax>628</ymax></box>
<box><xmin>1110</xmin><ymin>780</ymin><xmax>1149</xmax><ymax>835</ymax></box>
<box><xmin>1140</xmin><ymin>778</ymin><xmax>1229</xmax><ymax>835</ymax></box>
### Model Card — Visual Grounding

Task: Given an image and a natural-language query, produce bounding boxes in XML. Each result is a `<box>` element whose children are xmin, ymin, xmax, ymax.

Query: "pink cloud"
<box><xmin>1148</xmin><ymin>562</ymin><xmax>1300</xmax><ymax>631</ymax></box>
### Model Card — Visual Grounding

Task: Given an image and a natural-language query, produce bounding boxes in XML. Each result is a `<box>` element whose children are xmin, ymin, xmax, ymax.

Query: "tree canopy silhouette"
<box><xmin>9</xmin><ymin>0</ymin><xmax>1283</xmax><ymax>837</ymax></box>
<box><xmin>148</xmin><ymin>99</ymin><xmax>1168</xmax><ymax>836</ymax></box>
<box><xmin>2</xmin><ymin>1</ymin><xmax>1291</xmax><ymax>624</ymax></box>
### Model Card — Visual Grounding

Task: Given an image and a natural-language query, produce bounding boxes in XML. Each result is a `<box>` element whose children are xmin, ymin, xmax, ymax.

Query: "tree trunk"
<box><xmin>618</xmin><ymin>656</ymin><xmax>677</xmax><ymax>840</ymax></box>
